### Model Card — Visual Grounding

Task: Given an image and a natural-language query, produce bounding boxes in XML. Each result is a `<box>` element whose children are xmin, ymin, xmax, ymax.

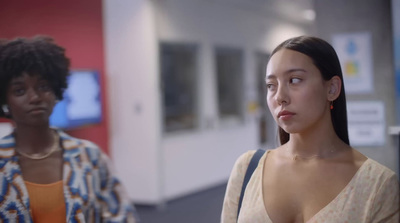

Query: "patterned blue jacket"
<box><xmin>0</xmin><ymin>129</ymin><xmax>138</xmax><ymax>222</ymax></box>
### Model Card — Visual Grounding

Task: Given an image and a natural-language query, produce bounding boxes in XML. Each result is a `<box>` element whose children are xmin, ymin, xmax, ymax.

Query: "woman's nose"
<box><xmin>275</xmin><ymin>85</ymin><xmax>289</xmax><ymax>105</ymax></box>
<box><xmin>27</xmin><ymin>88</ymin><xmax>41</xmax><ymax>104</ymax></box>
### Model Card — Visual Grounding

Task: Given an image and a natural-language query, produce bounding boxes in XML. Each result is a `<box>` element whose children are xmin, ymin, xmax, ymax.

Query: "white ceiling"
<box><xmin>211</xmin><ymin>0</ymin><xmax>315</xmax><ymax>24</ymax></box>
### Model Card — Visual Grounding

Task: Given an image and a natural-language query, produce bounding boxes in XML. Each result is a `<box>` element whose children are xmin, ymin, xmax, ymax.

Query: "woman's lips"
<box><xmin>28</xmin><ymin>107</ymin><xmax>47</xmax><ymax>114</ymax></box>
<box><xmin>278</xmin><ymin>110</ymin><xmax>295</xmax><ymax>120</ymax></box>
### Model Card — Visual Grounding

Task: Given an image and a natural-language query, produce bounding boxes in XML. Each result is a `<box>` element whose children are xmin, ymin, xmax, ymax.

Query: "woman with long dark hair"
<box><xmin>222</xmin><ymin>36</ymin><xmax>399</xmax><ymax>223</ymax></box>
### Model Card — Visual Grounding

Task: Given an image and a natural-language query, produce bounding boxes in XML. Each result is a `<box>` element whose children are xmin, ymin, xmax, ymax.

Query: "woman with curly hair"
<box><xmin>0</xmin><ymin>36</ymin><xmax>138</xmax><ymax>222</ymax></box>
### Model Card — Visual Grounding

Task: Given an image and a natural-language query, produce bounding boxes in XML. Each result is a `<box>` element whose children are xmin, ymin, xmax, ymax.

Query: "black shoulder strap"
<box><xmin>237</xmin><ymin>149</ymin><xmax>266</xmax><ymax>220</ymax></box>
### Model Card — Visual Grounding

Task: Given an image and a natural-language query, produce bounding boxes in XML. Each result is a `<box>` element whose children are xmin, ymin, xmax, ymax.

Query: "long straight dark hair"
<box><xmin>270</xmin><ymin>36</ymin><xmax>350</xmax><ymax>145</ymax></box>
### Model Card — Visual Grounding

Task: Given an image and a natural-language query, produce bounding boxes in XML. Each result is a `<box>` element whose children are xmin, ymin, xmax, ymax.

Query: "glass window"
<box><xmin>215</xmin><ymin>47</ymin><xmax>244</xmax><ymax>121</ymax></box>
<box><xmin>160</xmin><ymin>43</ymin><xmax>198</xmax><ymax>132</ymax></box>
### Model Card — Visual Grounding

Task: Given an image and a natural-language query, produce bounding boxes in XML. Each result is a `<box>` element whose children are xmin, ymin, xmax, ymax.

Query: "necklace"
<box><xmin>287</xmin><ymin>147</ymin><xmax>336</xmax><ymax>161</ymax></box>
<box><xmin>16</xmin><ymin>134</ymin><xmax>60</xmax><ymax>160</ymax></box>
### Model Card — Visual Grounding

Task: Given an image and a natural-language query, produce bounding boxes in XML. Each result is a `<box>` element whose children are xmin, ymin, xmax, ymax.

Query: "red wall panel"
<box><xmin>0</xmin><ymin>0</ymin><xmax>110</xmax><ymax>153</ymax></box>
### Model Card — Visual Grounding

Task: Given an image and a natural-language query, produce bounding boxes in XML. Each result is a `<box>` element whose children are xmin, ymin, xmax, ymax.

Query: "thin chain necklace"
<box><xmin>16</xmin><ymin>134</ymin><xmax>60</xmax><ymax>160</ymax></box>
<box><xmin>286</xmin><ymin>147</ymin><xmax>336</xmax><ymax>161</ymax></box>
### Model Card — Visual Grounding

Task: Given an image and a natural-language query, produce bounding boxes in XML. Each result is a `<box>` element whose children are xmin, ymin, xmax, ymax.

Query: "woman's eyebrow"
<box><xmin>266</xmin><ymin>68</ymin><xmax>306</xmax><ymax>80</ymax></box>
<box><xmin>10</xmin><ymin>80</ymin><xmax>24</xmax><ymax>85</ymax></box>
<box><xmin>265</xmin><ymin>74</ymin><xmax>276</xmax><ymax>81</ymax></box>
<box><xmin>286</xmin><ymin>68</ymin><xmax>306</xmax><ymax>74</ymax></box>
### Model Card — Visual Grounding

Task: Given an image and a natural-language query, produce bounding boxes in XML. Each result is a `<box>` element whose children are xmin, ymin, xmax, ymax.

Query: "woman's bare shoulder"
<box><xmin>341</xmin><ymin>146</ymin><xmax>368</xmax><ymax>168</ymax></box>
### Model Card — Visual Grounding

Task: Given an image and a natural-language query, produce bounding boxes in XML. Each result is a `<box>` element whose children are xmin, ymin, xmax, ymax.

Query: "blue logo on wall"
<box><xmin>50</xmin><ymin>70</ymin><xmax>102</xmax><ymax>129</ymax></box>
<box><xmin>346</xmin><ymin>39</ymin><xmax>357</xmax><ymax>55</ymax></box>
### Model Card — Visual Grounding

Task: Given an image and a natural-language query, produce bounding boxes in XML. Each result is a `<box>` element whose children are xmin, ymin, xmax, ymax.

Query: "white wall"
<box><xmin>103</xmin><ymin>0</ymin><xmax>312</xmax><ymax>204</ymax></box>
<box><xmin>162</xmin><ymin>124</ymin><xmax>258</xmax><ymax>199</ymax></box>
<box><xmin>103</xmin><ymin>0</ymin><xmax>162</xmax><ymax>204</ymax></box>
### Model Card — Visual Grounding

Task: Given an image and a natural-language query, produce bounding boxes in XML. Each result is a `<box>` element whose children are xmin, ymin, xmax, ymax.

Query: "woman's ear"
<box><xmin>327</xmin><ymin>76</ymin><xmax>341</xmax><ymax>101</ymax></box>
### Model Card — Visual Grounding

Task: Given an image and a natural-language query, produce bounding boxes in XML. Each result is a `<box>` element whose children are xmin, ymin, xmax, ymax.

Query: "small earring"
<box><xmin>1</xmin><ymin>104</ymin><xmax>9</xmax><ymax>114</ymax></box>
<box><xmin>330</xmin><ymin>101</ymin><xmax>334</xmax><ymax>110</ymax></box>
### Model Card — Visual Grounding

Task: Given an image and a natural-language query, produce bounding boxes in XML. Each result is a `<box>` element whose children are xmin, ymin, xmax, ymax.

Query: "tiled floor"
<box><xmin>135</xmin><ymin>183</ymin><xmax>227</xmax><ymax>223</ymax></box>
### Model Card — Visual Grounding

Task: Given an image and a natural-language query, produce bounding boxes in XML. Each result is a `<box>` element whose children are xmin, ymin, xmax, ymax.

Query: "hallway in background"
<box><xmin>136</xmin><ymin>183</ymin><xmax>227</xmax><ymax>223</ymax></box>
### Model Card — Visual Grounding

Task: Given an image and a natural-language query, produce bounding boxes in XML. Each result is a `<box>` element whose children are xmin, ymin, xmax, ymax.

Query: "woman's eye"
<box><xmin>266</xmin><ymin>83</ymin><xmax>276</xmax><ymax>91</ymax></box>
<box><xmin>290</xmin><ymin>78</ymin><xmax>301</xmax><ymax>84</ymax></box>
<box><xmin>13</xmin><ymin>88</ymin><xmax>25</xmax><ymax>96</ymax></box>
<box><xmin>38</xmin><ymin>83</ymin><xmax>51</xmax><ymax>91</ymax></box>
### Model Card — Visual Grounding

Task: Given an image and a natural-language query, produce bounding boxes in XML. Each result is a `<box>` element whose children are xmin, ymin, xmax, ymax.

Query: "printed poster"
<box><xmin>332</xmin><ymin>32</ymin><xmax>374</xmax><ymax>94</ymax></box>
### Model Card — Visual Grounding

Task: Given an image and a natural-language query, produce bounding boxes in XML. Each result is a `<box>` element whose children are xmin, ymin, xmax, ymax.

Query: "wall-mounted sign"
<box><xmin>50</xmin><ymin>70</ymin><xmax>102</xmax><ymax>129</ymax></box>
<box><xmin>347</xmin><ymin>101</ymin><xmax>385</xmax><ymax>147</ymax></box>
<box><xmin>332</xmin><ymin>32</ymin><xmax>374</xmax><ymax>94</ymax></box>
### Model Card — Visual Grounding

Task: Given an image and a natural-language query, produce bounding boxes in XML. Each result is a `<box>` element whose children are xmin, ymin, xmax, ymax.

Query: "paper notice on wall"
<box><xmin>347</xmin><ymin>101</ymin><xmax>385</xmax><ymax>147</ymax></box>
<box><xmin>332</xmin><ymin>32</ymin><xmax>374</xmax><ymax>94</ymax></box>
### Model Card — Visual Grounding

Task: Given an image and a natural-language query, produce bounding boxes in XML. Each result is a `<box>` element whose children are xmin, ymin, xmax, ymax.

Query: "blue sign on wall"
<box><xmin>50</xmin><ymin>70</ymin><xmax>102</xmax><ymax>129</ymax></box>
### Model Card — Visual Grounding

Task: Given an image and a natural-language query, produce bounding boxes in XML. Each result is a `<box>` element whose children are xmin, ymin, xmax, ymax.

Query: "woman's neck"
<box><xmin>285</xmin><ymin>120</ymin><xmax>347</xmax><ymax>158</ymax></box>
<box><xmin>14</xmin><ymin>125</ymin><xmax>56</xmax><ymax>154</ymax></box>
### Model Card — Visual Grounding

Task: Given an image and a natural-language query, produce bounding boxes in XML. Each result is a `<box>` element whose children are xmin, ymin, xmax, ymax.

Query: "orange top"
<box><xmin>25</xmin><ymin>180</ymin><xmax>66</xmax><ymax>222</ymax></box>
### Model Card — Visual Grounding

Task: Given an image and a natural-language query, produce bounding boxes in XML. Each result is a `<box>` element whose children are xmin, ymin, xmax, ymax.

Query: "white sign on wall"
<box><xmin>347</xmin><ymin>101</ymin><xmax>385</xmax><ymax>147</ymax></box>
<box><xmin>332</xmin><ymin>32</ymin><xmax>374</xmax><ymax>94</ymax></box>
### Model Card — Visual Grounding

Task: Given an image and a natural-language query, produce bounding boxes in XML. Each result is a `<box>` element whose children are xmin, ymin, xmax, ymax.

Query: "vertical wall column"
<box><xmin>103</xmin><ymin>0</ymin><xmax>163</xmax><ymax>204</ymax></box>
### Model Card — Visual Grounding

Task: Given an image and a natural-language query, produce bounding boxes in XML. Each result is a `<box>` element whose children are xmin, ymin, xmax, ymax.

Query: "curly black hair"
<box><xmin>0</xmin><ymin>35</ymin><xmax>70</xmax><ymax>117</ymax></box>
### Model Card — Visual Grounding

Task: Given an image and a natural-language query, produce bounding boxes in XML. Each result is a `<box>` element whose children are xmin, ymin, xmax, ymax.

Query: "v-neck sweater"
<box><xmin>221</xmin><ymin>150</ymin><xmax>399</xmax><ymax>223</ymax></box>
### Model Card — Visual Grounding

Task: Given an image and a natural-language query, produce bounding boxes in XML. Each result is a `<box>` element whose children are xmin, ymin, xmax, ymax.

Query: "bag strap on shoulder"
<box><xmin>237</xmin><ymin>149</ymin><xmax>266</xmax><ymax>220</ymax></box>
